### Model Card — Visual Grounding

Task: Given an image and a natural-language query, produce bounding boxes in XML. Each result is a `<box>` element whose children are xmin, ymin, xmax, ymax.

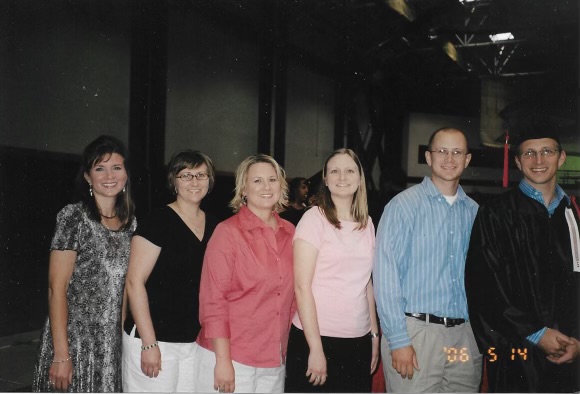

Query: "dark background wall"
<box><xmin>0</xmin><ymin>0</ymin><xmax>341</xmax><ymax>336</ymax></box>
<box><xmin>1</xmin><ymin>0</ymin><xmax>578</xmax><ymax>339</ymax></box>
<box><xmin>0</xmin><ymin>0</ymin><xmax>133</xmax><ymax>337</ymax></box>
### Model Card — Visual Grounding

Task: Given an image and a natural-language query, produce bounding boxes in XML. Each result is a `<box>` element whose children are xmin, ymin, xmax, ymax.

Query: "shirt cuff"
<box><xmin>386</xmin><ymin>329</ymin><xmax>412</xmax><ymax>350</ymax></box>
<box><xmin>526</xmin><ymin>327</ymin><xmax>548</xmax><ymax>345</ymax></box>
<box><xmin>202</xmin><ymin>321</ymin><xmax>231</xmax><ymax>339</ymax></box>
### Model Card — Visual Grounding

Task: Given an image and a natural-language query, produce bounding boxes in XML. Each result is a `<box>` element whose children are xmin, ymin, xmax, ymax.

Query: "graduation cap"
<box><xmin>498</xmin><ymin>101</ymin><xmax>562</xmax><ymax>188</ymax></box>
<box><xmin>499</xmin><ymin>101</ymin><xmax>562</xmax><ymax>149</ymax></box>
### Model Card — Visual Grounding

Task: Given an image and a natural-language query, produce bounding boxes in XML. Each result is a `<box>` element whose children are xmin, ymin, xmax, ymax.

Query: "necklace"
<box><xmin>170</xmin><ymin>203</ymin><xmax>204</xmax><ymax>236</ymax></box>
<box><xmin>100</xmin><ymin>212</ymin><xmax>117</xmax><ymax>219</ymax></box>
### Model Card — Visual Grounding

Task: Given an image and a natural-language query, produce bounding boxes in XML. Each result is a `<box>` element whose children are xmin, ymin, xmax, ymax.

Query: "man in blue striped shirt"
<box><xmin>374</xmin><ymin>127</ymin><xmax>482</xmax><ymax>392</ymax></box>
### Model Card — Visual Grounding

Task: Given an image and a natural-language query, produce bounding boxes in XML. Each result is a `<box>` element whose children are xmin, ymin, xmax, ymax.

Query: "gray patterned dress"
<box><xmin>32</xmin><ymin>202</ymin><xmax>135</xmax><ymax>392</ymax></box>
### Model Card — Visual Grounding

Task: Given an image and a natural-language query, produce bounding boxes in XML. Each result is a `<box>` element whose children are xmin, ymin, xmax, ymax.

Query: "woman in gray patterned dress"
<box><xmin>32</xmin><ymin>135</ymin><xmax>136</xmax><ymax>392</ymax></box>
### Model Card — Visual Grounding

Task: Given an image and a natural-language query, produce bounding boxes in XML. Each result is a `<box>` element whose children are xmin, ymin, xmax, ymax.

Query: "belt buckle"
<box><xmin>443</xmin><ymin>317</ymin><xmax>451</xmax><ymax>327</ymax></box>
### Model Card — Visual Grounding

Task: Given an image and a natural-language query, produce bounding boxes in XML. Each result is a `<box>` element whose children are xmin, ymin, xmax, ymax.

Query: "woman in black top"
<box><xmin>122</xmin><ymin>150</ymin><xmax>218</xmax><ymax>392</ymax></box>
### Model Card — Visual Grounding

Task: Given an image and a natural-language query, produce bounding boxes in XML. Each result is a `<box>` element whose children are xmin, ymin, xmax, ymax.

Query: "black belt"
<box><xmin>405</xmin><ymin>312</ymin><xmax>465</xmax><ymax>328</ymax></box>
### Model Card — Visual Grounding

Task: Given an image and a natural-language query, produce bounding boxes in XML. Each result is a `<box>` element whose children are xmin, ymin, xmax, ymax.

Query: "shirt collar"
<box><xmin>518</xmin><ymin>179</ymin><xmax>569</xmax><ymax>215</ymax></box>
<box><xmin>422</xmin><ymin>176</ymin><xmax>467</xmax><ymax>201</ymax></box>
<box><xmin>238</xmin><ymin>205</ymin><xmax>294</xmax><ymax>235</ymax></box>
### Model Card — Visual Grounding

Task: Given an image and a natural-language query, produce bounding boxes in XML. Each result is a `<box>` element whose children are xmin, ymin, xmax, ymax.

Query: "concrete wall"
<box><xmin>284</xmin><ymin>60</ymin><xmax>335</xmax><ymax>178</ymax></box>
<box><xmin>165</xmin><ymin>8</ymin><xmax>261</xmax><ymax>172</ymax></box>
<box><xmin>0</xmin><ymin>0</ymin><xmax>131</xmax><ymax>152</ymax></box>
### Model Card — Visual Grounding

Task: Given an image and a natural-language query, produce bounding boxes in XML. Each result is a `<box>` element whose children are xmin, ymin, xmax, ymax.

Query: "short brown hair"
<box><xmin>167</xmin><ymin>150</ymin><xmax>216</xmax><ymax>194</ymax></box>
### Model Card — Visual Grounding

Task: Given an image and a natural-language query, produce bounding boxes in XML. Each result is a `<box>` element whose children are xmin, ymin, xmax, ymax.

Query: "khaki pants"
<box><xmin>382</xmin><ymin>317</ymin><xmax>482</xmax><ymax>393</ymax></box>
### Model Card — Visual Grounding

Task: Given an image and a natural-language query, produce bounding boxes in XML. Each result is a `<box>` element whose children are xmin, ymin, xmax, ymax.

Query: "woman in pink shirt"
<box><xmin>285</xmin><ymin>148</ymin><xmax>379</xmax><ymax>393</ymax></box>
<box><xmin>195</xmin><ymin>154</ymin><xmax>296</xmax><ymax>393</ymax></box>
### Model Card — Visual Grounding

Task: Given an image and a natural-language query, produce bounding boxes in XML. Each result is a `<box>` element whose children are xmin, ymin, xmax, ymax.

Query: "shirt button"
<box><xmin>277</xmin><ymin>292</ymin><xmax>280</xmax><ymax>296</ymax></box>
<box><xmin>450</xmin><ymin>255</ymin><xmax>454</xmax><ymax>258</ymax></box>
<box><xmin>450</xmin><ymin>230</ymin><xmax>454</xmax><ymax>234</ymax></box>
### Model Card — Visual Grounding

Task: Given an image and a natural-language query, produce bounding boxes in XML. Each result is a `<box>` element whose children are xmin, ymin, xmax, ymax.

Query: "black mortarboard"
<box><xmin>500</xmin><ymin>101</ymin><xmax>561</xmax><ymax>149</ymax></box>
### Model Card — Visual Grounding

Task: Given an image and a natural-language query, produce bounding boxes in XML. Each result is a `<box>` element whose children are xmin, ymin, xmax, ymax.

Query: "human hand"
<box><xmin>214</xmin><ymin>358</ymin><xmax>235</xmax><ymax>393</ymax></box>
<box><xmin>538</xmin><ymin>328</ymin><xmax>573</xmax><ymax>358</ymax></box>
<box><xmin>141</xmin><ymin>346</ymin><xmax>162</xmax><ymax>378</ymax></box>
<box><xmin>306</xmin><ymin>348</ymin><xmax>327</xmax><ymax>386</ymax></box>
<box><xmin>391</xmin><ymin>346</ymin><xmax>419</xmax><ymax>379</ymax></box>
<box><xmin>48</xmin><ymin>359</ymin><xmax>73</xmax><ymax>391</ymax></box>
<box><xmin>370</xmin><ymin>336</ymin><xmax>380</xmax><ymax>374</ymax></box>
<box><xmin>547</xmin><ymin>337</ymin><xmax>580</xmax><ymax>364</ymax></box>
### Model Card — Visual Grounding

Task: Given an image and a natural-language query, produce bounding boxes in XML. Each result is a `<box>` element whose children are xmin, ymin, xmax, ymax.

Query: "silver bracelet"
<box><xmin>141</xmin><ymin>341</ymin><xmax>159</xmax><ymax>351</ymax></box>
<box><xmin>52</xmin><ymin>355</ymin><xmax>71</xmax><ymax>363</ymax></box>
<box><xmin>370</xmin><ymin>332</ymin><xmax>380</xmax><ymax>338</ymax></box>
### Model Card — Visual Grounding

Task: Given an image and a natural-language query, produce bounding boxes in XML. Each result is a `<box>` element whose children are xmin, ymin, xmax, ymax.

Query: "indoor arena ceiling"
<box><xmin>190</xmin><ymin>0</ymin><xmax>578</xmax><ymax>141</ymax></box>
<box><xmin>200</xmin><ymin>0</ymin><xmax>577</xmax><ymax>81</ymax></box>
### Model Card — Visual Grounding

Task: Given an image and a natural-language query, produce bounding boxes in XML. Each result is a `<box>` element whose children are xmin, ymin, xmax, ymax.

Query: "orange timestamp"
<box><xmin>442</xmin><ymin>347</ymin><xmax>529</xmax><ymax>362</ymax></box>
<box><xmin>487</xmin><ymin>347</ymin><xmax>528</xmax><ymax>362</ymax></box>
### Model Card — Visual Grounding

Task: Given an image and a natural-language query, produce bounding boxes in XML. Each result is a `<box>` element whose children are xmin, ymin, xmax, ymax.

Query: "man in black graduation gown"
<box><xmin>465</xmin><ymin>127</ymin><xmax>580</xmax><ymax>392</ymax></box>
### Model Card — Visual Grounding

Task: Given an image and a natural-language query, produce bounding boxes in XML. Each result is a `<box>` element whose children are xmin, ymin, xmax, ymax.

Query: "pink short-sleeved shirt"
<box><xmin>292</xmin><ymin>207</ymin><xmax>375</xmax><ymax>337</ymax></box>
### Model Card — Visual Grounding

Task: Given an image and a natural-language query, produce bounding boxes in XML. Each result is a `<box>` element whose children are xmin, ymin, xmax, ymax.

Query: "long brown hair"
<box><xmin>76</xmin><ymin>135</ymin><xmax>135</xmax><ymax>230</ymax></box>
<box><xmin>317</xmin><ymin>148</ymin><xmax>368</xmax><ymax>230</ymax></box>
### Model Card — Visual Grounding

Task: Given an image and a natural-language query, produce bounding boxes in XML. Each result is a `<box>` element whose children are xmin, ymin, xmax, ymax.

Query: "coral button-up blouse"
<box><xmin>197</xmin><ymin>205</ymin><xmax>296</xmax><ymax>367</ymax></box>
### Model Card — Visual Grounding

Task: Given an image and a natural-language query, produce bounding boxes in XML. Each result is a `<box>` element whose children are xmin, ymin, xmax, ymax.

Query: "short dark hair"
<box><xmin>167</xmin><ymin>150</ymin><xmax>216</xmax><ymax>194</ymax></box>
<box><xmin>76</xmin><ymin>135</ymin><xmax>135</xmax><ymax>229</ymax></box>
<box><xmin>288</xmin><ymin>177</ymin><xmax>307</xmax><ymax>203</ymax></box>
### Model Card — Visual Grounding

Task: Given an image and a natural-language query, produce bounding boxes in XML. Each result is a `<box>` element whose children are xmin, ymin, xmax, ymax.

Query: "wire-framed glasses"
<box><xmin>520</xmin><ymin>148</ymin><xmax>559</xmax><ymax>159</ymax></box>
<box><xmin>429</xmin><ymin>148</ymin><xmax>466</xmax><ymax>157</ymax></box>
<box><xmin>176</xmin><ymin>172</ymin><xmax>209</xmax><ymax>181</ymax></box>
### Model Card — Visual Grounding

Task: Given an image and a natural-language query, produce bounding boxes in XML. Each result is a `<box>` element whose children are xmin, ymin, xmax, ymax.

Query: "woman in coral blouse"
<box><xmin>195</xmin><ymin>154</ymin><xmax>295</xmax><ymax>393</ymax></box>
<box><xmin>285</xmin><ymin>148</ymin><xmax>379</xmax><ymax>393</ymax></box>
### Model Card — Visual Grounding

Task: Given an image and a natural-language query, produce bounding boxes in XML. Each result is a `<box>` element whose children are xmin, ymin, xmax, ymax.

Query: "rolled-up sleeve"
<box><xmin>199</xmin><ymin>223</ymin><xmax>233</xmax><ymax>339</ymax></box>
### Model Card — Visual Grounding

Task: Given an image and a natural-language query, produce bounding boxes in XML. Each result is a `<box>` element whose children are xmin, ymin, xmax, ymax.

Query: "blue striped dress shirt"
<box><xmin>373</xmin><ymin>176</ymin><xmax>479</xmax><ymax>350</ymax></box>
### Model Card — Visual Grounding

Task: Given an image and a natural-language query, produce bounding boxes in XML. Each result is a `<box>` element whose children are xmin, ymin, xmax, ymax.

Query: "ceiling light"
<box><xmin>386</xmin><ymin>0</ymin><xmax>415</xmax><ymax>21</ymax></box>
<box><xmin>458</xmin><ymin>0</ymin><xmax>476</xmax><ymax>3</ymax></box>
<box><xmin>489</xmin><ymin>33</ymin><xmax>514</xmax><ymax>42</ymax></box>
<box><xmin>442</xmin><ymin>42</ymin><xmax>459</xmax><ymax>62</ymax></box>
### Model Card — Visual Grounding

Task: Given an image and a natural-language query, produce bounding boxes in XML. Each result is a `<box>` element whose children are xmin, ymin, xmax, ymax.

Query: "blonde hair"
<box><xmin>318</xmin><ymin>148</ymin><xmax>368</xmax><ymax>230</ymax></box>
<box><xmin>230</xmin><ymin>154</ymin><xmax>289</xmax><ymax>213</ymax></box>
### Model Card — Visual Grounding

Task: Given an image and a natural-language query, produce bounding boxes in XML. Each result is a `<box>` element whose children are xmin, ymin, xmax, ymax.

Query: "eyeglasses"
<box><xmin>520</xmin><ymin>148</ymin><xmax>559</xmax><ymax>159</ymax></box>
<box><xmin>429</xmin><ymin>148</ymin><xmax>466</xmax><ymax>157</ymax></box>
<box><xmin>176</xmin><ymin>173</ymin><xmax>209</xmax><ymax>181</ymax></box>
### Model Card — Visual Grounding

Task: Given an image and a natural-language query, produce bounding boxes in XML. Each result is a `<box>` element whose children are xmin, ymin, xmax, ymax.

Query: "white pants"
<box><xmin>122</xmin><ymin>326</ymin><xmax>203</xmax><ymax>392</ymax></box>
<box><xmin>194</xmin><ymin>344</ymin><xmax>286</xmax><ymax>393</ymax></box>
<box><xmin>382</xmin><ymin>318</ymin><xmax>482</xmax><ymax>393</ymax></box>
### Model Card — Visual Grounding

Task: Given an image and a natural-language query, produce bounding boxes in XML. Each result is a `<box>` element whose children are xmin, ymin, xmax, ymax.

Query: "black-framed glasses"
<box><xmin>176</xmin><ymin>173</ymin><xmax>209</xmax><ymax>181</ymax></box>
<box><xmin>520</xmin><ymin>148</ymin><xmax>559</xmax><ymax>159</ymax></box>
<box><xmin>429</xmin><ymin>148</ymin><xmax>466</xmax><ymax>157</ymax></box>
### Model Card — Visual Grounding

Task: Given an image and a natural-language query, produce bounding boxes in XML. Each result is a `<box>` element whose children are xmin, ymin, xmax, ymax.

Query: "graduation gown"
<box><xmin>465</xmin><ymin>188</ymin><xmax>580</xmax><ymax>393</ymax></box>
